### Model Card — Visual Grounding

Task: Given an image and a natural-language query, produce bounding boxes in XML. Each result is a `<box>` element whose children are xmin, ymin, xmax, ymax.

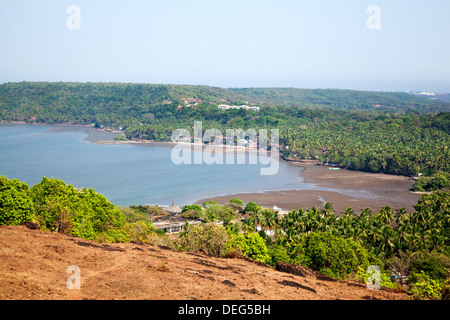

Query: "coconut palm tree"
<box><xmin>260</xmin><ymin>209</ymin><xmax>277</xmax><ymax>231</ymax></box>
<box><xmin>394</xmin><ymin>207</ymin><xmax>407</xmax><ymax>226</ymax></box>
<box><xmin>379</xmin><ymin>225</ymin><xmax>396</xmax><ymax>257</ymax></box>
<box><xmin>321</xmin><ymin>202</ymin><xmax>335</xmax><ymax>218</ymax></box>
<box><xmin>241</xmin><ymin>216</ymin><xmax>256</xmax><ymax>233</ymax></box>
<box><xmin>377</xmin><ymin>205</ymin><xmax>394</xmax><ymax>225</ymax></box>
<box><xmin>342</xmin><ymin>207</ymin><xmax>355</xmax><ymax>218</ymax></box>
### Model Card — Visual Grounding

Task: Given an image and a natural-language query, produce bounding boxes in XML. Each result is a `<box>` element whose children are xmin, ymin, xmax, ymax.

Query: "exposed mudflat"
<box><xmin>201</xmin><ymin>163</ymin><xmax>421</xmax><ymax>214</ymax></box>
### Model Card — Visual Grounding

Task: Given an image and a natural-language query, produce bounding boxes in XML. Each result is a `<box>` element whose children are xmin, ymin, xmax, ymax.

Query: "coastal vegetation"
<box><xmin>0</xmin><ymin>176</ymin><xmax>156</xmax><ymax>243</ymax></box>
<box><xmin>1</xmin><ymin>175</ymin><xmax>449</xmax><ymax>299</ymax></box>
<box><xmin>1</xmin><ymin>82</ymin><xmax>449</xmax><ymax>177</ymax></box>
<box><xmin>411</xmin><ymin>172</ymin><xmax>450</xmax><ymax>192</ymax></box>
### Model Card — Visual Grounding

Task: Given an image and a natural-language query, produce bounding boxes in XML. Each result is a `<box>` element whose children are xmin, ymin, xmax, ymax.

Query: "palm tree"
<box><xmin>380</xmin><ymin>225</ymin><xmax>396</xmax><ymax>257</ymax></box>
<box><xmin>342</xmin><ymin>207</ymin><xmax>355</xmax><ymax>217</ymax></box>
<box><xmin>321</xmin><ymin>202</ymin><xmax>335</xmax><ymax>218</ymax></box>
<box><xmin>394</xmin><ymin>230</ymin><xmax>411</xmax><ymax>252</ymax></box>
<box><xmin>241</xmin><ymin>216</ymin><xmax>256</xmax><ymax>233</ymax></box>
<box><xmin>394</xmin><ymin>207</ymin><xmax>407</xmax><ymax>227</ymax></box>
<box><xmin>377</xmin><ymin>205</ymin><xmax>394</xmax><ymax>225</ymax></box>
<box><xmin>260</xmin><ymin>209</ymin><xmax>276</xmax><ymax>231</ymax></box>
<box><xmin>305</xmin><ymin>207</ymin><xmax>320</xmax><ymax>233</ymax></box>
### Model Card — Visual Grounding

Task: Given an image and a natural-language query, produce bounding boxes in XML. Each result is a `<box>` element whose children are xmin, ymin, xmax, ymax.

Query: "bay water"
<box><xmin>0</xmin><ymin>124</ymin><xmax>327</xmax><ymax>207</ymax></box>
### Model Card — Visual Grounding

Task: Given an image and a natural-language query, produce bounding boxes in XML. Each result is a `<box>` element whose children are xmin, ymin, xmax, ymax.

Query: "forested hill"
<box><xmin>0</xmin><ymin>82</ymin><xmax>449</xmax><ymax>126</ymax></box>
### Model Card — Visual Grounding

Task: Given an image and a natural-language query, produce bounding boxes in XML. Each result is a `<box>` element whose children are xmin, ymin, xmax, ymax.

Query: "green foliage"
<box><xmin>410</xmin><ymin>250</ymin><xmax>450</xmax><ymax>281</ymax></box>
<box><xmin>204</xmin><ymin>204</ymin><xmax>236</xmax><ymax>223</ymax></box>
<box><xmin>113</xmin><ymin>133</ymin><xmax>127</xmax><ymax>141</ymax></box>
<box><xmin>95</xmin><ymin>227</ymin><xmax>130</xmax><ymax>243</ymax></box>
<box><xmin>180</xmin><ymin>209</ymin><xmax>201</xmax><ymax>219</ymax></box>
<box><xmin>0</xmin><ymin>176</ymin><xmax>150</xmax><ymax>243</ymax></box>
<box><xmin>224</xmin><ymin>202</ymin><xmax>244</xmax><ymax>214</ymax></box>
<box><xmin>226</xmin><ymin>233</ymin><xmax>270</xmax><ymax>263</ymax></box>
<box><xmin>180</xmin><ymin>204</ymin><xmax>204</xmax><ymax>219</ymax></box>
<box><xmin>302</xmin><ymin>232</ymin><xmax>371</xmax><ymax>279</ymax></box>
<box><xmin>229</xmin><ymin>198</ymin><xmax>244</xmax><ymax>206</ymax></box>
<box><xmin>30</xmin><ymin>177</ymin><xmax>126</xmax><ymax>239</ymax></box>
<box><xmin>355</xmin><ymin>266</ymin><xmax>396</xmax><ymax>289</ymax></box>
<box><xmin>244</xmin><ymin>202</ymin><xmax>259</xmax><ymax>214</ymax></box>
<box><xmin>441</xmin><ymin>279</ymin><xmax>450</xmax><ymax>300</ymax></box>
<box><xmin>178</xmin><ymin>222</ymin><xmax>229</xmax><ymax>257</ymax></box>
<box><xmin>411</xmin><ymin>172</ymin><xmax>450</xmax><ymax>192</ymax></box>
<box><xmin>0</xmin><ymin>176</ymin><xmax>35</xmax><ymax>226</ymax></box>
<box><xmin>267</xmin><ymin>244</ymin><xmax>290</xmax><ymax>266</ymax></box>
<box><xmin>181</xmin><ymin>204</ymin><xmax>203</xmax><ymax>214</ymax></box>
<box><xmin>96</xmin><ymin>220</ymin><xmax>156</xmax><ymax>243</ymax></box>
<box><xmin>409</xmin><ymin>271</ymin><xmax>444</xmax><ymax>300</ymax></box>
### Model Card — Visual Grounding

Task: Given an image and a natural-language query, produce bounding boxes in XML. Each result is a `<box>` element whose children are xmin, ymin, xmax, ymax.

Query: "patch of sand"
<box><xmin>199</xmin><ymin>164</ymin><xmax>421</xmax><ymax>214</ymax></box>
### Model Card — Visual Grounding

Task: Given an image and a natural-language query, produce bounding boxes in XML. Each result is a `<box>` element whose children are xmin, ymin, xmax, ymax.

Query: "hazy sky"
<box><xmin>1</xmin><ymin>0</ymin><xmax>449</xmax><ymax>92</ymax></box>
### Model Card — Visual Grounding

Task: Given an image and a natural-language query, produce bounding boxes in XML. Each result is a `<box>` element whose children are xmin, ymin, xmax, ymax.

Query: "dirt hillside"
<box><xmin>0</xmin><ymin>225</ymin><xmax>406</xmax><ymax>300</ymax></box>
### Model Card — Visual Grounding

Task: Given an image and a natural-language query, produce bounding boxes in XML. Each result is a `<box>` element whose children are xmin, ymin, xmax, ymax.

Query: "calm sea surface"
<box><xmin>0</xmin><ymin>124</ymin><xmax>329</xmax><ymax>207</ymax></box>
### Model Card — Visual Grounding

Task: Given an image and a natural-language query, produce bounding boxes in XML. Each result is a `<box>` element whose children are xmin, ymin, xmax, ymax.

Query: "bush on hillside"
<box><xmin>30</xmin><ymin>177</ymin><xmax>126</xmax><ymax>240</ymax></box>
<box><xmin>0</xmin><ymin>176</ymin><xmax>35</xmax><ymax>226</ymax></box>
<box><xmin>226</xmin><ymin>232</ymin><xmax>270</xmax><ymax>264</ymax></box>
<box><xmin>302</xmin><ymin>232</ymin><xmax>371</xmax><ymax>279</ymax></box>
<box><xmin>178</xmin><ymin>222</ymin><xmax>229</xmax><ymax>257</ymax></box>
<box><xmin>409</xmin><ymin>271</ymin><xmax>444</xmax><ymax>300</ymax></box>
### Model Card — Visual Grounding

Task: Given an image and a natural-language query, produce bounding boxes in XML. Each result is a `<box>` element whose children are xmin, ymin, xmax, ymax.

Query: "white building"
<box><xmin>218</xmin><ymin>104</ymin><xmax>259</xmax><ymax>111</ymax></box>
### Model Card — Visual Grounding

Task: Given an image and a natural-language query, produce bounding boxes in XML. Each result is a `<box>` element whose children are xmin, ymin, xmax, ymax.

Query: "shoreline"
<box><xmin>197</xmin><ymin>163</ymin><xmax>422</xmax><ymax>214</ymax></box>
<box><xmin>0</xmin><ymin>121</ymin><xmax>122</xmax><ymax>143</ymax></box>
<box><xmin>1</xmin><ymin>122</ymin><xmax>422</xmax><ymax>213</ymax></box>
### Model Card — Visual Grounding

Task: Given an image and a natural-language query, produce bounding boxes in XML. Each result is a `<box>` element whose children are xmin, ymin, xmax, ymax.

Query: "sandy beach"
<box><xmin>198</xmin><ymin>163</ymin><xmax>422</xmax><ymax>215</ymax></box>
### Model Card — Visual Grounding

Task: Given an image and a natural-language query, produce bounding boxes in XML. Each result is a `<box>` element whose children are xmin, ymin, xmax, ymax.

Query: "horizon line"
<box><xmin>1</xmin><ymin>80</ymin><xmax>448</xmax><ymax>94</ymax></box>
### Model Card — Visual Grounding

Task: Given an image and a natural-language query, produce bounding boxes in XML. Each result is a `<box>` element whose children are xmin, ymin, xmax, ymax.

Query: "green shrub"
<box><xmin>441</xmin><ymin>279</ymin><xmax>450</xmax><ymax>300</ymax></box>
<box><xmin>267</xmin><ymin>244</ymin><xmax>290</xmax><ymax>266</ymax></box>
<box><xmin>95</xmin><ymin>227</ymin><xmax>130</xmax><ymax>243</ymax></box>
<box><xmin>225</xmin><ymin>202</ymin><xmax>244</xmax><ymax>214</ymax></box>
<box><xmin>227</xmin><ymin>233</ymin><xmax>270</xmax><ymax>263</ymax></box>
<box><xmin>126</xmin><ymin>220</ymin><xmax>156</xmax><ymax>243</ymax></box>
<box><xmin>409</xmin><ymin>271</ymin><xmax>443</xmax><ymax>299</ymax></box>
<box><xmin>355</xmin><ymin>266</ymin><xmax>396</xmax><ymax>289</ymax></box>
<box><xmin>0</xmin><ymin>176</ymin><xmax>157</xmax><ymax>244</ymax></box>
<box><xmin>411</xmin><ymin>172</ymin><xmax>450</xmax><ymax>192</ymax></box>
<box><xmin>303</xmin><ymin>232</ymin><xmax>371</xmax><ymax>279</ymax></box>
<box><xmin>229</xmin><ymin>199</ymin><xmax>244</xmax><ymax>206</ymax></box>
<box><xmin>180</xmin><ymin>209</ymin><xmax>202</xmax><ymax>219</ymax></box>
<box><xmin>178</xmin><ymin>222</ymin><xmax>229</xmax><ymax>257</ymax></box>
<box><xmin>0</xmin><ymin>176</ymin><xmax>35</xmax><ymax>226</ymax></box>
<box><xmin>181</xmin><ymin>204</ymin><xmax>203</xmax><ymax>214</ymax></box>
<box><xmin>31</xmin><ymin>177</ymin><xmax>126</xmax><ymax>240</ymax></box>
<box><xmin>243</xmin><ymin>202</ymin><xmax>259</xmax><ymax>214</ymax></box>
<box><xmin>205</xmin><ymin>204</ymin><xmax>235</xmax><ymax>223</ymax></box>
<box><xmin>410</xmin><ymin>250</ymin><xmax>450</xmax><ymax>281</ymax></box>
